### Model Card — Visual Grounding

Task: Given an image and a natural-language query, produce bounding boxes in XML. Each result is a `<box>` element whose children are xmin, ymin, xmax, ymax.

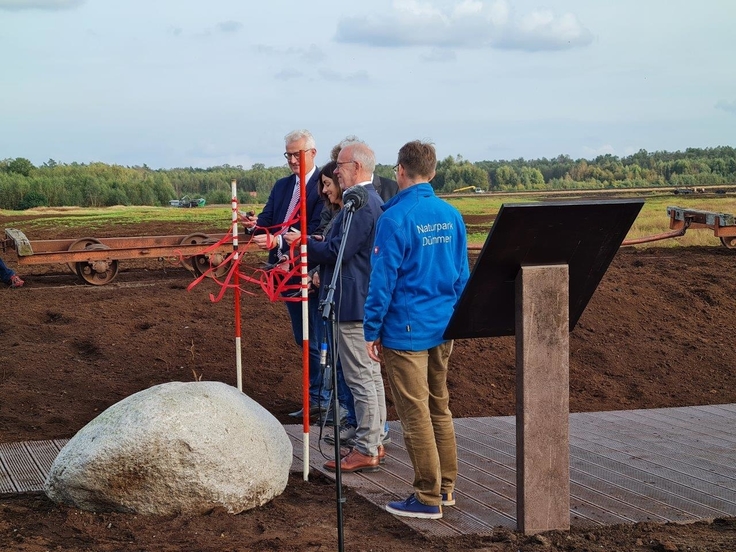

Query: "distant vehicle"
<box><xmin>453</xmin><ymin>186</ymin><xmax>484</xmax><ymax>193</ymax></box>
<box><xmin>673</xmin><ymin>188</ymin><xmax>693</xmax><ymax>195</ymax></box>
<box><xmin>674</xmin><ymin>187</ymin><xmax>705</xmax><ymax>195</ymax></box>
<box><xmin>170</xmin><ymin>196</ymin><xmax>206</xmax><ymax>208</ymax></box>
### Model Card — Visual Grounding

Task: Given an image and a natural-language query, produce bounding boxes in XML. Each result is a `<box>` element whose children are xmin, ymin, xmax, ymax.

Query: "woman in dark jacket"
<box><xmin>313</xmin><ymin>161</ymin><xmax>342</xmax><ymax>238</ymax></box>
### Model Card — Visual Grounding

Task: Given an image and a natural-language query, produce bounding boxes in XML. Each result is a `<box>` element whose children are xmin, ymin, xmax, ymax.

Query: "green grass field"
<box><xmin>4</xmin><ymin>193</ymin><xmax>736</xmax><ymax>248</ymax></box>
<box><xmin>444</xmin><ymin>193</ymin><xmax>736</xmax><ymax>247</ymax></box>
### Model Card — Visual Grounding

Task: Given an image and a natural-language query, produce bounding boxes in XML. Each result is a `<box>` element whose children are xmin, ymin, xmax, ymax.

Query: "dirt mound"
<box><xmin>1</xmin><ymin>216</ymin><xmax>735</xmax><ymax>551</ymax></box>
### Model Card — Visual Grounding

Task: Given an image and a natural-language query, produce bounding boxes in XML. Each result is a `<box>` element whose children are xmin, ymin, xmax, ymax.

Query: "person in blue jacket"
<box><xmin>240</xmin><ymin>129</ymin><xmax>329</xmax><ymax>419</ymax></box>
<box><xmin>364</xmin><ymin>140</ymin><xmax>469</xmax><ymax>519</ymax></box>
<box><xmin>0</xmin><ymin>257</ymin><xmax>24</xmax><ymax>288</ymax></box>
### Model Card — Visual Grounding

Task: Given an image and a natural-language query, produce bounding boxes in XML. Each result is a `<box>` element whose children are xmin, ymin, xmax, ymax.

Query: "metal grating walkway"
<box><xmin>2</xmin><ymin>405</ymin><xmax>735</xmax><ymax>538</ymax></box>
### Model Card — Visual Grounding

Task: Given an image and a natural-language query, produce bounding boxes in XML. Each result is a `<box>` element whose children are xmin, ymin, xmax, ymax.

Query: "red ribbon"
<box><xmin>185</xmin><ymin>221</ymin><xmax>306</xmax><ymax>304</ymax></box>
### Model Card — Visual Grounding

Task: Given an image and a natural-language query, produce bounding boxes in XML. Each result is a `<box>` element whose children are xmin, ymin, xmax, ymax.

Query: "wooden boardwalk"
<box><xmin>2</xmin><ymin>404</ymin><xmax>735</xmax><ymax>538</ymax></box>
<box><xmin>287</xmin><ymin>404</ymin><xmax>736</xmax><ymax>537</ymax></box>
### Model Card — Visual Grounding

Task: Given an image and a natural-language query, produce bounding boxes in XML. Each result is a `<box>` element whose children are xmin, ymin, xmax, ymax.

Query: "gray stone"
<box><xmin>44</xmin><ymin>381</ymin><xmax>292</xmax><ymax>515</ymax></box>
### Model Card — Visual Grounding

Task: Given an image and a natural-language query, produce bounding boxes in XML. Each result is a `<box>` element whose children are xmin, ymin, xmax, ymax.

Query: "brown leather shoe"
<box><xmin>340</xmin><ymin>444</ymin><xmax>386</xmax><ymax>464</ymax></box>
<box><xmin>324</xmin><ymin>448</ymin><xmax>380</xmax><ymax>473</ymax></box>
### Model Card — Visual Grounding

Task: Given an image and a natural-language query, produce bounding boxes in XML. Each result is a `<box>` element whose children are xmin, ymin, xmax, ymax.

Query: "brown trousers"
<box><xmin>383</xmin><ymin>341</ymin><xmax>457</xmax><ymax>506</ymax></box>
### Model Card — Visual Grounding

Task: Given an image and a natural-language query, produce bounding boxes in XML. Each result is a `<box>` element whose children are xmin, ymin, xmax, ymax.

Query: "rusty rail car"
<box><xmin>2</xmin><ymin>228</ymin><xmax>233</xmax><ymax>285</ymax></box>
<box><xmin>621</xmin><ymin>206</ymin><xmax>736</xmax><ymax>248</ymax></box>
<box><xmin>464</xmin><ymin>206</ymin><xmax>736</xmax><ymax>251</ymax></box>
<box><xmin>5</xmin><ymin>205</ymin><xmax>735</xmax><ymax>284</ymax></box>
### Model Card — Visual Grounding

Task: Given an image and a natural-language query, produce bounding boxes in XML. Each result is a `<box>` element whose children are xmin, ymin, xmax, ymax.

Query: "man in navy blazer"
<box><xmin>295</xmin><ymin>141</ymin><xmax>388</xmax><ymax>473</ymax></box>
<box><xmin>242</xmin><ymin>129</ymin><xmax>329</xmax><ymax>417</ymax></box>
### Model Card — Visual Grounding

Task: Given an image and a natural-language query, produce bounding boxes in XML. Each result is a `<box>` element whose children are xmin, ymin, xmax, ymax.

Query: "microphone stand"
<box><xmin>321</xmin><ymin>206</ymin><xmax>357</xmax><ymax>552</ymax></box>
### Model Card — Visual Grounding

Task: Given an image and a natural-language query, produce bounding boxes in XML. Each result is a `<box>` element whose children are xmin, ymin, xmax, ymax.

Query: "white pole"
<box><xmin>231</xmin><ymin>179</ymin><xmax>243</xmax><ymax>392</ymax></box>
<box><xmin>298</xmin><ymin>153</ymin><xmax>310</xmax><ymax>480</ymax></box>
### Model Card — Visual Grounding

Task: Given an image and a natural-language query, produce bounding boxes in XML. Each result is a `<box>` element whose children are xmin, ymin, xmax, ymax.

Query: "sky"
<box><xmin>1</xmin><ymin>0</ymin><xmax>735</xmax><ymax>170</ymax></box>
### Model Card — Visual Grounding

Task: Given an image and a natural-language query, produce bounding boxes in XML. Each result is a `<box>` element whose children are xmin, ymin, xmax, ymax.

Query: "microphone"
<box><xmin>342</xmin><ymin>185</ymin><xmax>369</xmax><ymax>213</ymax></box>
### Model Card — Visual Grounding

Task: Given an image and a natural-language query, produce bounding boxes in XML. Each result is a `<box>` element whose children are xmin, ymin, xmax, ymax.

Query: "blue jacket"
<box><xmin>308</xmin><ymin>184</ymin><xmax>383</xmax><ymax>322</ymax></box>
<box><xmin>256</xmin><ymin>170</ymin><xmax>323</xmax><ymax>265</ymax></box>
<box><xmin>363</xmin><ymin>183</ymin><xmax>469</xmax><ymax>350</ymax></box>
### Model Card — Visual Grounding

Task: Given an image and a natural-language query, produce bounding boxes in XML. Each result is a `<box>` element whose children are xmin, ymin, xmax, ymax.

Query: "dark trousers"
<box><xmin>285</xmin><ymin>293</ymin><xmax>330</xmax><ymax>407</ymax></box>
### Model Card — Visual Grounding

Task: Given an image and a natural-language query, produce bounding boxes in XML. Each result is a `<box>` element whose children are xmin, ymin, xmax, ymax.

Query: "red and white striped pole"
<box><xmin>298</xmin><ymin>151</ymin><xmax>310</xmax><ymax>480</ymax></box>
<box><xmin>231</xmin><ymin>179</ymin><xmax>243</xmax><ymax>392</ymax></box>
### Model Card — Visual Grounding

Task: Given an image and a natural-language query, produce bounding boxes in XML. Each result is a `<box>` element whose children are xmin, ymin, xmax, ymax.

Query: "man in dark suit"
<box><xmin>371</xmin><ymin>173</ymin><xmax>399</xmax><ymax>203</ymax></box>
<box><xmin>241</xmin><ymin>129</ymin><xmax>328</xmax><ymax>418</ymax></box>
<box><xmin>295</xmin><ymin>141</ymin><xmax>388</xmax><ymax>473</ymax></box>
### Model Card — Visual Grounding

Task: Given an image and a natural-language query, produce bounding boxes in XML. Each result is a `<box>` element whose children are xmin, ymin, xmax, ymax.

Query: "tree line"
<box><xmin>1</xmin><ymin>146</ymin><xmax>735</xmax><ymax>210</ymax></box>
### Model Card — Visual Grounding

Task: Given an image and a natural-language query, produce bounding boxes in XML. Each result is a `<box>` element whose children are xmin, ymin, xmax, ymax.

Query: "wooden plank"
<box><xmin>25</xmin><ymin>440</ymin><xmax>59</xmax><ymax>478</ymax></box>
<box><xmin>457</xmin><ymin>418</ymin><xmax>647</xmax><ymax>525</ymax></box>
<box><xmin>0</xmin><ymin>454</ymin><xmax>16</xmax><ymax>493</ymax></box>
<box><xmin>568</xmin><ymin>428</ymin><xmax>736</xmax><ymax>516</ymax></box>
<box><xmin>571</xmin><ymin>413</ymin><xmax>736</xmax><ymax>476</ymax></box>
<box><xmin>287</xmin><ymin>425</ymin><xmax>504</xmax><ymax>536</ymax></box>
<box><xmin>623</xmin><ymin>408</ymin><xmax>736</xmax><ymax>444</ymax></box>
<box><xmin>464</xmin><ymin>416</ymin><xmax>733</xmax><ymax>522</ymax></box>
<box><xmin>604</xmin><ymin>407</ymin><xmax>736</xmax><ymax>443</ymax></box>
<box><xmin>371</xmin><ymin>426</ymin><xmax>514</xmax><ymax>533</ymax></box>
<box><xmin>691</xmin><ymin>404</ymin><xmax>736</xmax><ymax>418</ymax></box>
<box><xmin>0</xmin><ymin>442</ymin><xmax>45</xmax><ymax>492</ymax></box>
<box><xmin>570</xmin><ymin>447</ymin><xmax>728</xmax><ymax>520</ymax></box>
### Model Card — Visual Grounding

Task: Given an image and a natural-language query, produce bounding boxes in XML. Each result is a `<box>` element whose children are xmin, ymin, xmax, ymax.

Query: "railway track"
<box><xmin>440</xmin><ymin>184</ymin><xmax>736</xmax><ymax>199</ymax></box>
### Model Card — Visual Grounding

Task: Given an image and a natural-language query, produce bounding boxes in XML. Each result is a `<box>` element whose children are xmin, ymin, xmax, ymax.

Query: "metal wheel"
<box><xmin>191</xmin><ymin>240</ymin><xmax>232</xmax><ymax>279</ymax></box>
<box><xmin>180</xmin><ymin>233</ymin><xmax>231</xmax><ymax>279</ymax></box>
<box><xmin>180</xmin><ymin>233</ymin><xmax>210</xmax><ymax>274</ymax></box>
<box><xmin>66</xmin><ymin>237</ymin><xmax>103</xmax><ymax>273</ymax></box>
<box><xmin>67</xmin><ymin>238</ymin><xmax>119</xmax><ymax>285</ymax></box>
<box><xmin>720</xmin><ymin>236</ymin><xmax>736</xmax><ymax>249</ymax></box>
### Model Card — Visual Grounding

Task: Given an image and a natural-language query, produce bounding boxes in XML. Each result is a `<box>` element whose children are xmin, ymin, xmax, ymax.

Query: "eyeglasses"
<box><xmin>335</xmin><ymin>160</ymin><xmax>356</xmax><ymax>170</ymax></box>
<box><xmin>283</xmin><ymin>149</ymin><xmax>315</xmax><ymax>160</ymax></box>
<box><xmin>393</xmin><ymin>164</ymin><xmax>399</xmax><ymax>176</ymax></box>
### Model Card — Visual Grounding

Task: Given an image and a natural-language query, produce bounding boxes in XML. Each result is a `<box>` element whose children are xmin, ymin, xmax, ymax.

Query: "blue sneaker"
<box><xmin>385</xmin><ymin>494</ymin><xmax>442</xmax><ymax>519</ymax></box>
<box><xmin>441</xmin><ymin>492</ymin><xmax>455</xmax><ymax>506</ymax></box>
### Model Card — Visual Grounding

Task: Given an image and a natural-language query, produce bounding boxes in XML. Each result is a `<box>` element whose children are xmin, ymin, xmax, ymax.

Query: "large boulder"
<box><xmin>44</xmin><ymin>381</ymin><xmax>292</xmax><ymax>515</ymax></box>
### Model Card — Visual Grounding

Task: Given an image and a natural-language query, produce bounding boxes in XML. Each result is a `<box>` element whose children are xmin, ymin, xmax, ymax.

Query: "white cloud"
<box><xmin>274</xmin><ymin>68</ymin><xmax>304</xmax><ymax>81</ymax></box>
<box><xmin>179</xmin><ymin>140</ymin><xmax>257</xmax><ymax>170</ymax></box>
<box><xmin>2</xmin><ymin>0</ymin><xmax>732</xmax><ymax>169</ymax></box>
<box><xmin>301</xmin><ymin>44</ymin><xmax>327</xmax><ymax>64</ymax></box>
<box><xmin>498</xmin><ymin>10</ymin><xmax>593</xmax><ymax>51</ymax></box>
<box><xmin>254</xmin><ymin>44</ymin><xmax>326</xmax><ymax>63</ymax></box>
<box><xmin>715</xmin><ymin>99</ymin><xmax>736</xmax><ymax>115</ymax></box>
<box><xmin>217</xmin><ymin>21</ymin><xmax>243</xmax><ymax>33</ymax></box>
<box><xmin>582</xmin><ymin>144</ymin><xmax>616</xmax><ymax>158</ymax></box>
<box><xmin>335</xmin><ymin>0</ymin><xmax>592</xmax><ymax>52</ymax></box>
<box><xmin>318</xmin><ymin>69</ymin><xmax>370</xmax><ymax>84</ymax></box>
<box><xmin>0</xmin><ymin>0</ymin><xmax>83</xmax><ymax>9</ymax></box>
<box><xmin>421</xmin><ymin>47</ymin><xmax>457</xmax><ymax>62</ymax></box>
<box><xmin>395</xmin><ymin>0</ymin><xmax>444</xmax><ymax>18</ymax></box>
<box><xmin>452</xmin><ymin>0</ymin><xmax>483</xmax><ymax>18</ymax></box>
